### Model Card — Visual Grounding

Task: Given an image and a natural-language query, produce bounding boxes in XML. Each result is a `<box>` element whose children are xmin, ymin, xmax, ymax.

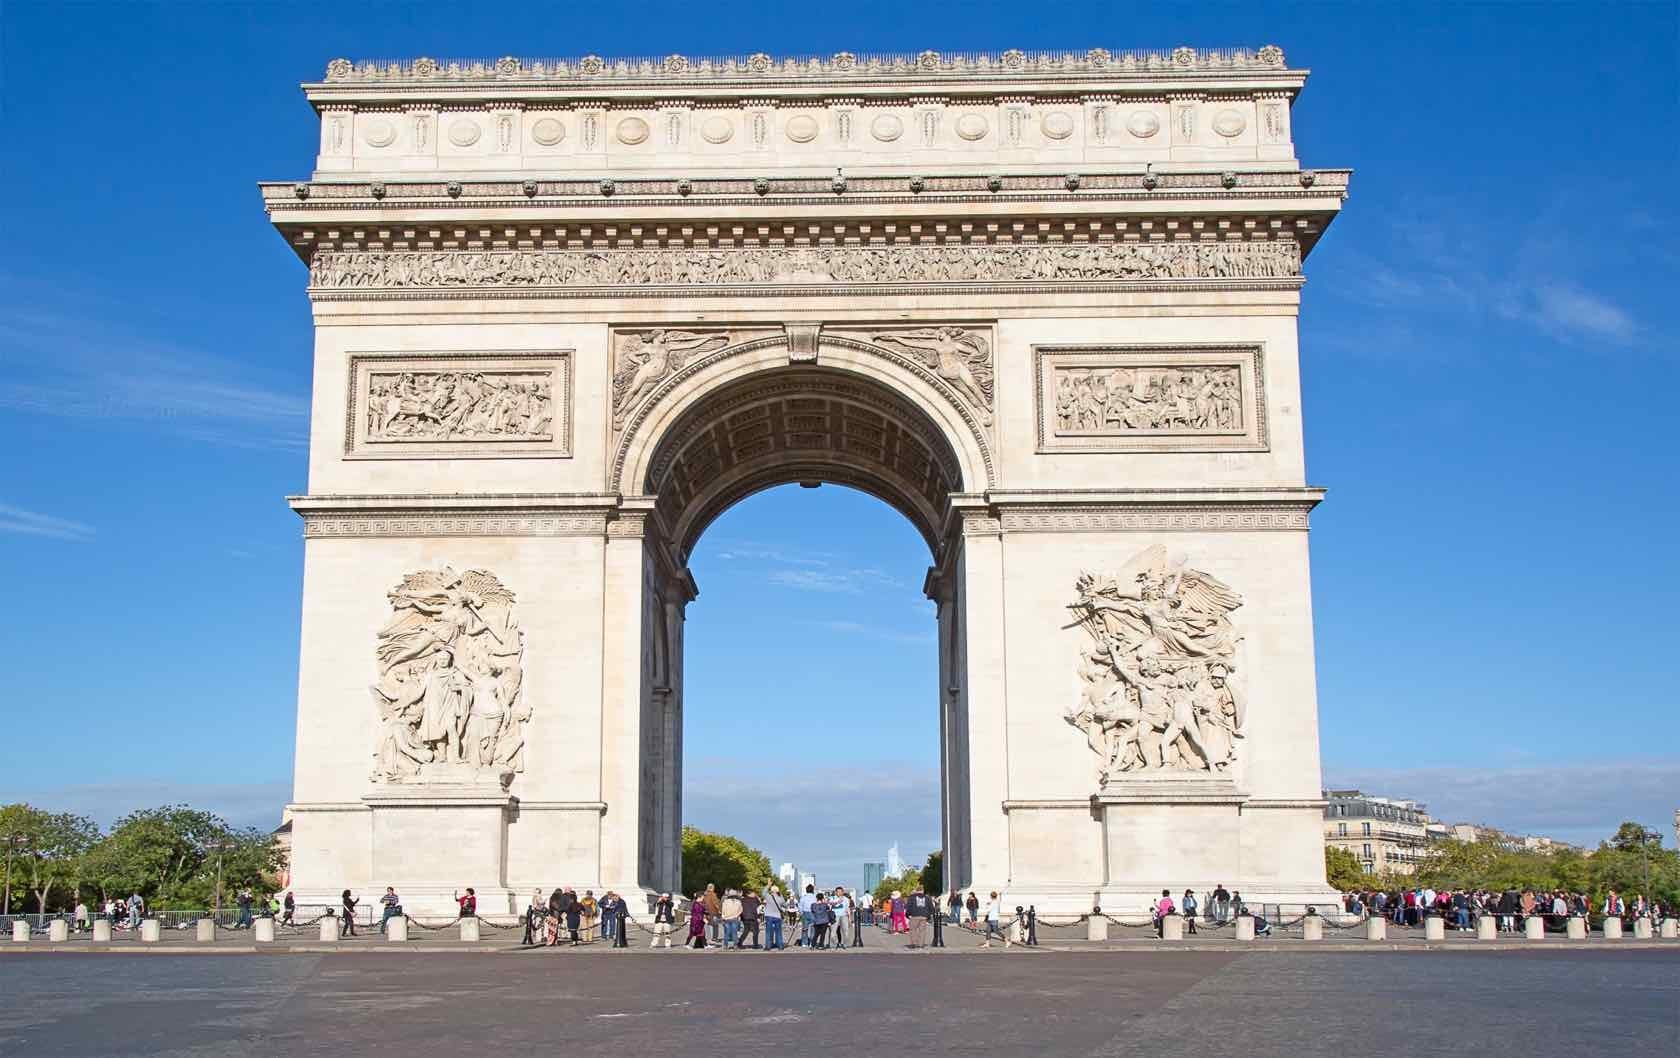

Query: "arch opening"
<box><xmin>628</xmin><ymin>363</ymin><xmax>974</xmax><ymax>899</ymax></box>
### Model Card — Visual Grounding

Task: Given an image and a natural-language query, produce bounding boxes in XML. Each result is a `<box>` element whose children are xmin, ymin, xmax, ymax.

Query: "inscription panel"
<box><xmin>345</xmin><ymin>352</ymin><xmax>571</xmax><ymax>459</ymax></box>
<box><xmin>1034</xmin><ymin>345</ymin><xmax>1266</xmax><ymax>453</ymax></box>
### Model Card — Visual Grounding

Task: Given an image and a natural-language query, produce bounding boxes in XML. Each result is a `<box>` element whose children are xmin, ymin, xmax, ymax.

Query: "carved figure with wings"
<box><xmin>611</xmin><ymin>330</ymin><xmax>730</xmax><ymax>425</ymax></box>
<box><xmin>871</xmin><ymin>327</ymin><xmax>994</xmax><ymax>422</ymax></box>
<box><xmin>1064</xmin><ymin>546</ymin><xmax>1246</xmax><ymax>779</ymax></box>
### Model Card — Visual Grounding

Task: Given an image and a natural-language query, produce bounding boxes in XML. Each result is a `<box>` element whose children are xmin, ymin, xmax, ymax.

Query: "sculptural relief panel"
<box><xmin>310</xmin><ymin>241</ymin><xmax>1300</xmax><ymax>295</ymax></box>
<box><xmin>1034</xmin><ymin>345</ymin><xmax>1266</xmax><ymax>452</ymax></box>
<box><xmin>345</xmin><ymin>352</ymin><xmax>571</xmax><ymax>459</ymax></box>
<box><xmin>370</xmin><ymin>567</ymin><xmax>529</xmax><ymax>786</ymax></box>
<box><xmin>1063</xmin><ymin>545</ymin><xmax>1246</xmax><ymax>785</ymax></box>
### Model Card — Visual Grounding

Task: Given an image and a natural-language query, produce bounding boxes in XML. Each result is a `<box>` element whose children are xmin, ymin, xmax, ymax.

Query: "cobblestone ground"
<box><xmin>1</xmin><ymin>934</ymin><xmax>1675</xmax><ymax>1057</ymax></box>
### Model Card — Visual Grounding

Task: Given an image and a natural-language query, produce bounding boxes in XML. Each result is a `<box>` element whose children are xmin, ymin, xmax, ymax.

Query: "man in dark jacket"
<box><xmin>738</xmin><ymin>890</ymin><xmax>761</xmax><ymax>948</ymax></box>
<box><xmin>906</xmin><ymin>886</ymin><xmax>934</xmax><ymax>948</ymax></box>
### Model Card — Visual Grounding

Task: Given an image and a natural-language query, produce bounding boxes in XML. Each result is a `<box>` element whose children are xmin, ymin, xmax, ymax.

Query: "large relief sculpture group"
<box><xmin>368</xmin><ymin>371</ymin><xmax>555</xmax><ymax>441</ymax></box>
<box><xmin>1064</xmin><ymin>545</ymin><xmax>1246</xmax><ymax>783</ymax></box>
<box><xmin>370</xmin><ymin>568</ymin><xmax>530</xmax><ymax>784</ymax></box>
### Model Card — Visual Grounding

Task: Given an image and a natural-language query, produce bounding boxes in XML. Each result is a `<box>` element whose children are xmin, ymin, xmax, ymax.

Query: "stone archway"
<box><xmin>602</xmin><ymin>346</ymin><xmax>993</xmax><ymax>898</ymax></box>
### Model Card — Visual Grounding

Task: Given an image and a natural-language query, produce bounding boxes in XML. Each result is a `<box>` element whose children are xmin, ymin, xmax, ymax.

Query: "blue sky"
<box><xmin>2</xmin><ymin>2</ymin><xmax>1676</xmax><ymax>887</ymax></box>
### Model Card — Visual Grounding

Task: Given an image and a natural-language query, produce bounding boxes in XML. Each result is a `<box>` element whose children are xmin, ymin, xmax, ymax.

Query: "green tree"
<box><xmin>79</xmin><ymin>805</ymin><xmax>282</xmax><ymax>909</ymax></box>
<box><xmin>0</xmin><ymin>805</ymin><xmax>98</xmax><ymax>914</ymax></box>
<box><xmin>921</xmin><ymin>850</ymin><xmax>944</xmax><ymax>896</ymax></box>
<box><xmin>872</xmin><ymin>868</ymin><xmax>922</xmax><ymax>906</ymax></box>
<box><xmin>679</xmin><ymin>826</ymin><xmax>772</xmax><ymax>898</ymax></box>
<box><xmin>1324</xmin><ymin>845</ymin><xmax>1367</xmax><ymax>890</ymax></box>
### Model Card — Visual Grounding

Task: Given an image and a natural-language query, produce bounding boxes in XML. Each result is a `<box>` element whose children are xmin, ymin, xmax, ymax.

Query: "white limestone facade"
<box><xmin>268</xmin><ymin>45</ymin><xmax>1349</xmax><ymax>916</ymax></box>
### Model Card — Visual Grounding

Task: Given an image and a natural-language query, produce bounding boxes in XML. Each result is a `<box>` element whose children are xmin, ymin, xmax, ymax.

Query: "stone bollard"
<box><xmin>1524</xmin><ymin>916</ymin><xmax>1545</xmax><ymax>940</ymax></box>
<box><xmin>140</xmin><ymin>919</ymin><xmax>161</xmax><ymax>942</ymax></box>
<box><xmin>12</xmin><ymin>920</ymin><xmax>31</xmax><ymax>943</ymax></box>
<box><xmin>1633</xmin><ymin>916</ymin><xmax>1653</xmax><ymax>939</ymax></box>
<box><xmin>1567</xmin><ymin>916</ymin><xmax>1587</xmax><ymax>940</ymax></box>
<box><xmin>319</xmin><ymin>916</ymin><xmax>339</xmax><ymax>942</ymax></box>
<box><xmin>1601</xmin><ymin>917</ymin><xmax>1623</xmax><ymax>940</ymax></box>
<box><xmin>1476</xmin><ymin>916</ymin><xmax>1497</xmax><ymax>940</ymax></box>
<box><xmin>254</xmin><ymin>918</ymin><xmax>275</xmax><ymax>943</ymax></box>
<box><xmin>48</xmin><ymin>919</ymin><xmax>69</xmax><ymax>942</ymax></box>
<box><xmin>1660</xmin><ymin>918</ymin><xmax>1678</xmax><ymax>939</ymax></box>
<box><xmin>1302</xmin><ymin>915</ymin><xmax>1324</xmax><ymax>941</ymax></box>
<box><xmin>387</xmin><ymin>916</ymin><xmax>408</xmax><ymax>942</ymax></box>
<box><xmin>93</xmin><ymin>919</ymin><xmax>112</xmax><ymax>943</ymax></box>
<box><xmin>1365</xmin><ymin>917</ymin><xmax>1387</xmax><ymax>941</ymax></box>
<box><xmin>1160</xmin><ymin>914</ymin><xmax>1183</xmax><ymax>940</ymax></box>
<box><xmin>1234</xmin><ymin>914</ymin><xmax>1255</xmax><ymax>941</ymax></box>
<box><xmin>1086</xmin><ymin>914</ymin><xmax>1109</xmax><ymax>942</ymax></box>
<box><xmin>459</xmin><ymin>916</ymin><xmax>481</xmax><ymax>942</ymax></box>
<box><xmin>196</xmin><ymin>918</ymin><xmax>217</xmax><ymax>943</ymax></box>
<box><xmin>1424</xmin><ymin>915</ymin><xmax>1445</xmax><ymax>941</ymax></box>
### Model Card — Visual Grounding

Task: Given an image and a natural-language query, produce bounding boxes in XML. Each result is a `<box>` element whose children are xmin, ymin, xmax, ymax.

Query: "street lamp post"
<box><xmin>3</xmin><ymin>835</ymin><xmax>28</xmax><ymax>916</ymax></box>
<box><xmin>207</xmin><ymin>841</ymin><xmax>229</xmax><ymax>921</ymax></box>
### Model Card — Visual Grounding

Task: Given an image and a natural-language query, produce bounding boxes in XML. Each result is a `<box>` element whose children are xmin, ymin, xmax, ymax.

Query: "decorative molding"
<box><xmin>299</xmin><ymin>511</ymin><xmax>609</xmax><ymax>538</ymax></box>
<box><xmin>317</xmin><ymin>47</ymin><xmax>1292</xmax><ymax>86</ymax></box>
<box><xmin>345</xmin><ymin>351</ymin><xmax>571</xmax><ymax>459</ymax></box>
<box><xmin>998</xmin><ymin>505</ymin><xmax>1311</xmax><ymax>532</ymax></box>
<box><xmin>1034</xmin><ymin>344</ymin><xmax>1267</xmax><ymax>453</ymax></box>
<box><xmin>308</xmin><ymin>241</ymin><xmax>1301</xmax><ymax>296</ymax></box>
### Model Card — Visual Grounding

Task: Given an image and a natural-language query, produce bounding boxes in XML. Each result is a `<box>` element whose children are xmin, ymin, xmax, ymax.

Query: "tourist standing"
<box><xmin>340</xmin><ymin>889</ymin><xmax>359</xmax><ymax>937</ymax></box>
<box><xmin>652</xmin><ymin>892</ymin><xmax>675</xmax><ymax>948</ymax></box>
<box><xmin>599</xmin><ymin>891</ymin><xmax>620</xmax><ymax>946</ymax></box>
<box><xmin>965</xmin><ymin>891</ymin><xmax>979</xmax><ymax>928</ymax></box>
<box><xmin>947</xmin><ymin>890</ymin><xmax>962</xmax><ymax>926</ymax></box>
<box><xmin>579</xmin><ymin>890</ymin><xmax>598</xmax><ymax>942</ymax></box>
<box><xmin>688</xmin><ymin>892</ymin><xmax>708</xmax><ymax>949</ymax></box>
<box><xmin>829</xmin><ymin>887</ymin><xmax>850</xmax><ymax>952</ymax></box>
<box><xmin>1182</xmin><ymin>889</ymin><xmax>1199</xmax><ymax>935</ymax></box>
<box><xmin>523</xmin><ymin>890</ymin><xmax>543</xmax><ymax>945</ymax></box>
<box><xmin>721</xmin><ymin>889</ymin><xmax>742</xmax><ymax>947</ymax></box>
<box><xmin>981</xmin><ymin>891</ymin><xmax>1007</xmax><ymax>948</ymax></box>
<box><xmin>1212</xmin><ymin>883</ymin><xmax>1230</xmax><ymax>924</ymax></box>
<box><xmin>889</xmin><ymin>890</ymin><xmax>908</xmax><ymax>933</ymax></box>
<box><xmin>564</xmin><ymin>889</ymin><xmax>583</xmax><ymax>944</ymax></box>
<box><xmin>797</xmin><ymin>884</ymin><xmax>817</xmax><ymax>946</ymax></box>
<box><xmin>762</xmin><ymin>885</ymin><xmax>786</xmax><ymax>950</ymax></box>
<box><xmin>282</xmin><ymin>891</ymin><xmax>295</xmax><ymax>926</ymax></box>
<box><xmin>907</xmin><ymin>886</ymin><xmax>934</xmax><ymax>948</ymax></box>
<box><xmin>739</xmin><ymin>888</ymin><xmax>761</xmax><ymax>949</ymax></box>
<box><xmin>702</xmin><ymin>884</ymin><xmax>722</xmax><ymax>944</ymax></box>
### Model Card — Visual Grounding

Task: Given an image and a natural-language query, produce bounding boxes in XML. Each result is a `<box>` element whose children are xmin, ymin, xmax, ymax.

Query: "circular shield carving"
<box><xmin>362</xmin><ymin>118</ymin><xmax>396</xmax><ymax>148</ymax></box>
<box><xmin>700</xmin><ymin>116</ymin><xmax>734</xmax><ymax>144</ymax></box>
<box><xmin>617</xmin><ymin>116</ymin><xmax>651</xmax><ymax>145</ymax></box>
<box><xmin>1126</xmin><ymin>111</ymin><xmax>1161</xmax><ymax>139</ymax></box>
<box><xmin>530</xmin><ymin>117</ymin><xmax>565</xmax><ymax>146</ymax></box>
<box><xmin>785</xmin><ymin>115</ymin><xmax>819</xmax><ymax>143</ymax></box>
<box><xmin>447</xmin><ymin>118</ymin><xmax>481</xmax><ymax>147</ymax></box>
<box><xmin>871</xmin><ymin>113</ymin><xmax>904</xmax><ymax>142</ymax></box>
<box><xmin>1042</xmin><ymin>112</ymin><xmax>1075</xmax><ymax>140</ymax></box>
<box><xmin>955</xmin><ymin>113</ymin><xmax>989</xmax><ymax>141</ymax></box>
<box><xmin>1213</xmin><ymin>109</ymin><xmax>1247</xmax><ymax>138</ymax></box>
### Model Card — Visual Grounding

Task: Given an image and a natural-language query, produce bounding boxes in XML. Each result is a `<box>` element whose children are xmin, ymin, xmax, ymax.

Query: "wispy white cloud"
<box><xmin>0</xmin><ymin>502</ymin><xmax>95</xmax><ymax>541</ymax></box>
<box><xmin>800</xmin><ymin>619</ymin><xmax>935</xmax><ymax>646</ymax></box>
<box><xmin>767</xmin><ymin>566</ymin><xmax>904</xmax><ymax>593</ymax></box>
<box><xmin>1322</xmin><ymin>758</ymin><xmax>1680</xmax><ymax>848</ymax></box>
<box><xmin>711</xmin><ymin>542</ymin><xmax>833</xmax><ymax>566</ymax></box>
<box><xmin>0</xmin><ymin>303</ymin><xmax>309</xmax><ymax>447</ymax></box>
<box><xmin>1530</xmin><ymin>283</ymin><xmax>1637</xmax><ymax>342</ymax></box>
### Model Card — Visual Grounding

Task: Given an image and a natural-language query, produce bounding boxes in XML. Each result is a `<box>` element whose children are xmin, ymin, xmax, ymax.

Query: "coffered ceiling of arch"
<box><xmin>645</xmin><ymin>369</ymin><xmax>963</xmax><ymax>558</ymax></box>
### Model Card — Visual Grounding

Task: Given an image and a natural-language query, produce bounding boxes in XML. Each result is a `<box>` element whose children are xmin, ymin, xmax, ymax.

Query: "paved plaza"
<box><xmin>2</xmin><ymin>944</ymin><xmax>1674</xmax><ymax>1058</ymax></box>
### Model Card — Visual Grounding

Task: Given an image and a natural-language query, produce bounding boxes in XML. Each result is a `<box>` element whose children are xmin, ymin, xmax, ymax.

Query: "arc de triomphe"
<box><xmin>267</xmin><ymin>45</ymin><xmax>1348</xmax><ymax>915</ymax></box>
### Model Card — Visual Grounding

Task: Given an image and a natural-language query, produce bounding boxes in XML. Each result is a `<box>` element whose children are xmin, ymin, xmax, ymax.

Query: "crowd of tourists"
<box><xmin>1341</xmin><ymin>886</ymin><xmax>1673</xmax><ymax>930</ymax></box>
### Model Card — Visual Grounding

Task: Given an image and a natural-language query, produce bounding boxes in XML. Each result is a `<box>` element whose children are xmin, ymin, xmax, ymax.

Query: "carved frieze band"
<box><xmin>1035</xmin><ymin>345</ymin><xmax>1266</xmax><ymax>453</ymax></box>
<box><xmin>997</xmin><ymin>505</ymin><xmax>1310</xmax><ymax>532</ymax></box>
<box><xmin>346</xmin><ymin>351</ymin><xmax>572</xmax><ymax>459</ymax></box>
<box><xmin>309</xmin><ymin>241</ymin><xmax>1300</xmax><ymax>296</ymax></box>
<box><xmin>300</xmin><ymin>512</ymin><xmax>609</xmax><ymax>538</ymax></box>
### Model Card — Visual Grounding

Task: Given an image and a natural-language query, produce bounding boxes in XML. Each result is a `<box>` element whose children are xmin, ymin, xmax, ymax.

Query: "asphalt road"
<box><xmin>2</xmin><ymin>949</ymin><xmax>1675</xmax><ymax>1057</ymax></box>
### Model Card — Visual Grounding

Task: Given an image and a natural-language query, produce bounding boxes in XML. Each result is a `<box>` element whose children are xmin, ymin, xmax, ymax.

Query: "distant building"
<box><xmin>1447</xmin><ymin>823</ymin><xmax>1579</xmax><ymax>853</ymax></box>
<box><xmin>885</xmin><ymin>843</ymin><xmax>903</xmax><ymax>877</ymax></box>
<box><xmin>862</xmin><ymin>861</ymin><xmax>886</xmax><ymax>895</ymax></box>
<box><xmin>1323</xmin><ymin>789</ymin><xmax>1435</xmax><ymax>875</ymax></box>
<box><xmin>798</xmin><ymin>872</ymin><xmax>816</xmax><ymax>894</ymax></box>
<box><xmin>777</xmin><ymin>862</ymin><xmax>799</xmax><ymax>889</ymax></box>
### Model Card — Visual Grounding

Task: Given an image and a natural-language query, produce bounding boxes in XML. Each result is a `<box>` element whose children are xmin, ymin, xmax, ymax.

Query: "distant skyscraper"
<box><xmin>777</xmin><ymin>862</ymin><xmax>798</xmax><ymax>888</ymax></box>
<box><xmin>885</xmin><ymin>842</ymin><xmax>903</xmax><ymax>877</ymax></box>
<box><xmin>799</xmin><ymin>871</ymin><xmax>817</xmax><ymax>893</ymax></box>
<box><xmin>862</xmin><ymin>861</ymin><xmax>886</xmax><ymax>895</ymax></box>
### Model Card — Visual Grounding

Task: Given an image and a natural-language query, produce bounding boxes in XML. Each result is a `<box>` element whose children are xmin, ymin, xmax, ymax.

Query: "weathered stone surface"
<box><xmin>269</xmin><ymin>45</ymin><xmax>1347</xmax><ymax>917</ymax></box>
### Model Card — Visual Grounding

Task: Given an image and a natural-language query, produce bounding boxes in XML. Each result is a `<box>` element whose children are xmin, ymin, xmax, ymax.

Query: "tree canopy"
<box><xmin>679</xmin><ymin>826</ymin><xmax>772</xmax><ymax>898</ymax></box>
